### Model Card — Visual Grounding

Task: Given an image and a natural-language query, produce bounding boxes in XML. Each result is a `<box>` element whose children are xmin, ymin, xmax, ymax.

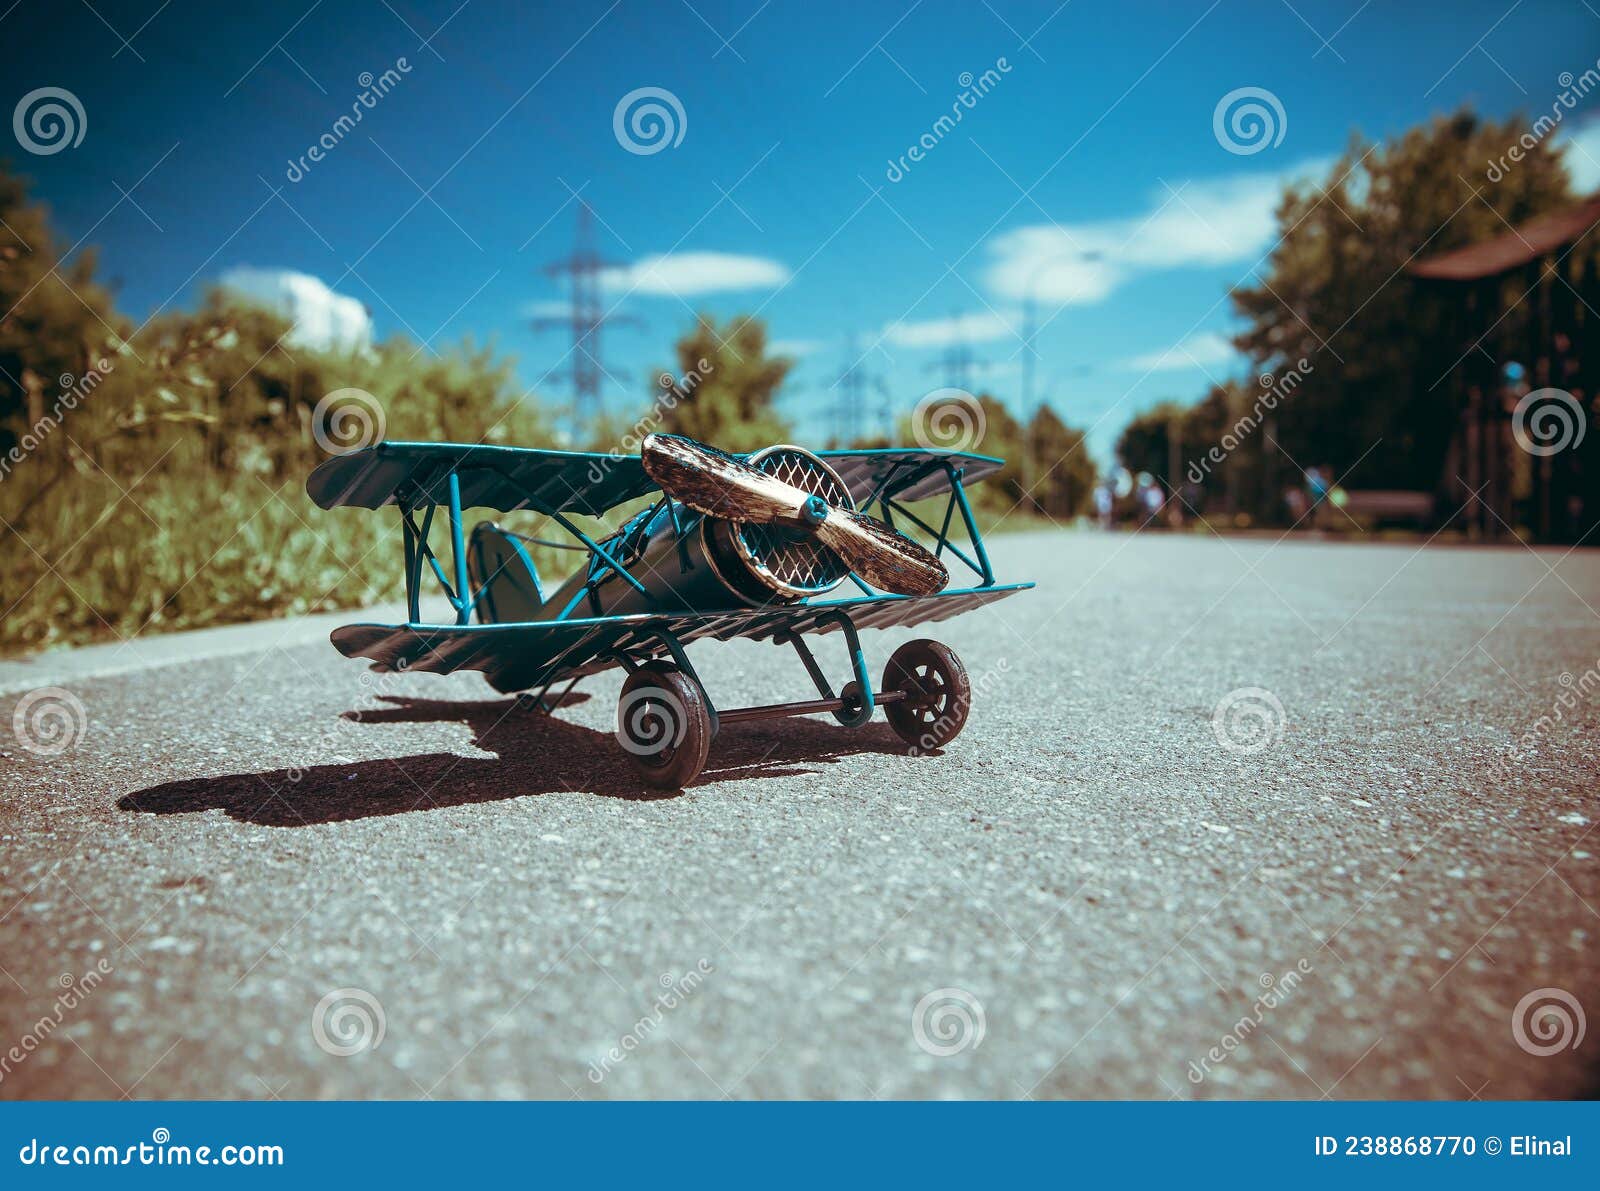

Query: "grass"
<box><xmin>1</xmin><ymin>466</ymin><xmax>1064</xmax><ymax>658</ymax></box>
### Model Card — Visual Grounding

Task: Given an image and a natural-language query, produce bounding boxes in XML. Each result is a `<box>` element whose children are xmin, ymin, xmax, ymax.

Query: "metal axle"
<box><xmin>716</xmin><ymin>688</ymin><xmax>907</xmax><ymax>726</ymax></box>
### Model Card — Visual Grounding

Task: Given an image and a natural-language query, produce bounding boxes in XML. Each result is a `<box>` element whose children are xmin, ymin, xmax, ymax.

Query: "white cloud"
<box><xmin>880</xmin><ymin>309</ymin><xmax>1020</xmax><ymax>349</ymax></box>
<box><xmin>600</xmin><ymin>252</ymin><xmax>791</xmax><ymax>297</ymax></box>
<box><xmin>984</xmin><ymin>157</ymin><xmax>1333</xmax><ymax>305</ymax></box>
<box><xmin>219</xmin><ymin>266</ymin><xmax>371</xmax><ymax>352</ymax></box>
<box><xmin>519</xmin><ymin>299</ymin><xmax>573</xmax><ymax>320</ymax></box>
<box><xmin>1120</xmin><ymin>331</ymin><xmax>1238</xmax><ymax>373</ymax></box>
<box><xmin>1557</xmin><ymin>120</ymin><xmax>1600</xmax><ymax>192</ymax></box>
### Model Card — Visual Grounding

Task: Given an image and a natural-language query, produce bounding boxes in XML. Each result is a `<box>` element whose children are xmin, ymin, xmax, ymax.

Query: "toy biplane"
<box><xmin>307</xmin><ymin>433</ymin><xmax>1033</xmax><ymax>788</ymax></box>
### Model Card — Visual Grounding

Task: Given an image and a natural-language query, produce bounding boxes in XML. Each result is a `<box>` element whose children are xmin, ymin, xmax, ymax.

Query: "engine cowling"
<box><xmin>540</xmin><ymin>445</ymin><xmax>856</xmax><ymax>620</ymax></box>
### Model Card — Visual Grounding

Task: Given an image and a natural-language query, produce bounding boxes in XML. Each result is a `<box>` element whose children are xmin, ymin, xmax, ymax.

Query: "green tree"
<box><xmin>654</xmin><ymin>315</ymin><xmax>792</xmax><ymax>451</ymax></box>
<box><xmin>0</xmin><ymin>164</ymin><xmax>554</xmax><ymax>652</ymax></box>
<box><xmin>1229</xmin><ymin>110</ymin><xmax>1578</xmax><ymax>497</ymax></box>
<box><xmin>1115</xmin><ymin>400</ymin><xmax>1189</xmax><ymax>485</ymax></box>
<box><xmin>1026</xmin><ymin>403</ymin><xmax>1095</xmax><ymax>520</ymax></box>
<box><xmin>0</xmin><ymin>170</ymin><xmax>125</xmax><ymax>458</ymax></box>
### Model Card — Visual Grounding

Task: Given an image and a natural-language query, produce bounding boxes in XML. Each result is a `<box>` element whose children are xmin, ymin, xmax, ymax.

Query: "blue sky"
<box><xmin>9</xmin><ymin>0</ymin><xmax>1600</xmax><ymax>459</ymax></box>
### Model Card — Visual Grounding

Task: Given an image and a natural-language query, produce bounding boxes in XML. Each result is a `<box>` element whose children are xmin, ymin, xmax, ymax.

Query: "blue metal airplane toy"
<box><xmin>306</xmin><ymin>432</ymin><xmax>1034</xmax><ymax>788</ymax></box>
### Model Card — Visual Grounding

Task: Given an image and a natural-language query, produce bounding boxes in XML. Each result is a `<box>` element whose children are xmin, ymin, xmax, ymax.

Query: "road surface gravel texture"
<box><xmin>1</xmin><ymin>530</ymin><xmax>1596</xmax><ymax>1099</ymax></box>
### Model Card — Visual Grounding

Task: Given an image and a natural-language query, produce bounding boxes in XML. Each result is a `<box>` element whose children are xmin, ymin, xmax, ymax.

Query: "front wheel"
<box><xmin>882</xmin><ymin>639</ymin><xmax>971</xmax><ymax>752</ymax></box>
<box><xmin>616</xmin><ymin>664</ymin><xmax>713</xmax><ymax>789</ymax></box>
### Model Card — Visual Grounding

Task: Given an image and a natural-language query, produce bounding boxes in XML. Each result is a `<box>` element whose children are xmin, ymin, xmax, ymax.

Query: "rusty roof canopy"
<box><xmin>1407</xmin><ymin>195</ymin><xmax>1600</xmax><ymax>282</ymax></box>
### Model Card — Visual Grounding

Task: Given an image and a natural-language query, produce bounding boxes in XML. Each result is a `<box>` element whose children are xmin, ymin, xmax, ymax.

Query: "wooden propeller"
<box><xmin>641</xmin><ymin>433</ymin><xmax>949</xmax><ymax>597</ymax></box>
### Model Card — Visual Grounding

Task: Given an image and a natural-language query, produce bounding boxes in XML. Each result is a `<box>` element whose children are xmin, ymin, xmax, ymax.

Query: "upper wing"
<box><xmin>306</xmin><ymin>442</ymin><xmax>658</xmax><ymax>517</ymax></box>
<box><xmin>816</xmin><ymin>449</ymin><xmax>1006</xmax><ymax>504</ymax></box>
<box><xmin>306</xmin><ymin>442</ymin><xmax>1005</xmax><ymax>517</ymax></box>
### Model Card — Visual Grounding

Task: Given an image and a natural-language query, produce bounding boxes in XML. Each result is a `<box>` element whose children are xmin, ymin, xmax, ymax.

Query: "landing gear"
<box><xmin>610</xmin><ymin>626</ymin><xmax>973</xmax><ymax>786</ymax></box>
<box><xmin>882</xmin><ymin>638</ymin><xmax>971</xmax><ymax>752</ymax></box>
<box><xmin>615</xmin><ymin>662</ymin><xmax>714</xmax><ymax>790</ymax></box>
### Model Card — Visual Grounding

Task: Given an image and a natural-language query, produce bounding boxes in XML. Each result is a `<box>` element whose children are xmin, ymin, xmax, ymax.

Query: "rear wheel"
<box><xmin>882</xmin><ymin>639</ymin><xmax>971</xmax><ymax>752</ymax></box>
<box><xmin>616</xmin><ymin>663</ymin><xmax>713</xmax><ymax>789</ymax></box>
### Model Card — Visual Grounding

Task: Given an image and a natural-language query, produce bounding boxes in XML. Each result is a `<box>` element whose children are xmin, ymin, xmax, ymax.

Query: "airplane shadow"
<box><xmin>118</xmin><ymin>694</ymin><xmax>912</xmax><ymax>827</ymax></box>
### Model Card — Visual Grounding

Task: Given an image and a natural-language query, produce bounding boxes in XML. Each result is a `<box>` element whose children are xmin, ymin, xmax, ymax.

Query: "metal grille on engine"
<box><xmin>735</xmin><ymin>448</ymin><xmax>854</xmax><ymax>595</ymax></box>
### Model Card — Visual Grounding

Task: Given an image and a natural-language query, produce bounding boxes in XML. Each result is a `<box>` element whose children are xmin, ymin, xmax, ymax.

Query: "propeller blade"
<box><xmin>817</xmin><ymin>507</ymin><xmax>948</xmax><ymax>597</ymax></box>
<box><xmin>641</xmin><ymin>432</ymin><xmax>950</xmax><ymax>597</ymax></box>
<box><xmin>641</xmin><ymin>433</ymin><xmax>805</xmax><ymax>523</ymax></box>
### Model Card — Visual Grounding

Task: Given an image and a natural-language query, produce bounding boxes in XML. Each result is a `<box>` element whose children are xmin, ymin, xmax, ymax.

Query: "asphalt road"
<box><xmin>1</xmin><ymin>529</ymin><xmax>1596</xmax><ymax>1100</ymax></box>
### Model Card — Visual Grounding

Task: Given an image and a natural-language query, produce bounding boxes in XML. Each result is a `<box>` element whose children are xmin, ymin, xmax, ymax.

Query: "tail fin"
<box><xmin>467</xmin><ymin>522</ymin><xmax>545</xmax><ymax>624</ymax></box>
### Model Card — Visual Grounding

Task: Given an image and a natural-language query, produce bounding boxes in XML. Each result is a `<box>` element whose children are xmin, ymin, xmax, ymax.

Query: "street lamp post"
<box><xmin>1021</xmin><ymin>251</ymin><xmax>1101</xmax><ymax>510</ymax></box>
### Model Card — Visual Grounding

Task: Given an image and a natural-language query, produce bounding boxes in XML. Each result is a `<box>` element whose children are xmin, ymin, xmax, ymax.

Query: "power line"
<box><xmin>827</xmin><ymin>335</ymin><xmax>894</xmax><ymax>445</ymax></box>
<box><xmin>923</xmin><ymin>312</ymin><xmax>988</xmax><ymax>392</ymax></box>
<box><xmin>532</xmin><ymin>201</ymin><xmax>639</xmax><ymax>437</ymax></box>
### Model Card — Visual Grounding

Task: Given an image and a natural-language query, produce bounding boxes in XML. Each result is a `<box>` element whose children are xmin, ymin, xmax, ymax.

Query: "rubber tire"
<box><xmin>882</xmin><ymin>639</ymin><xmax>972</xmax><ymax>752</ymax></box>
<box><xmin>616</xmin><ymin>663</ymin><xmax>713</xmax><ymax>790</ymax></box>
